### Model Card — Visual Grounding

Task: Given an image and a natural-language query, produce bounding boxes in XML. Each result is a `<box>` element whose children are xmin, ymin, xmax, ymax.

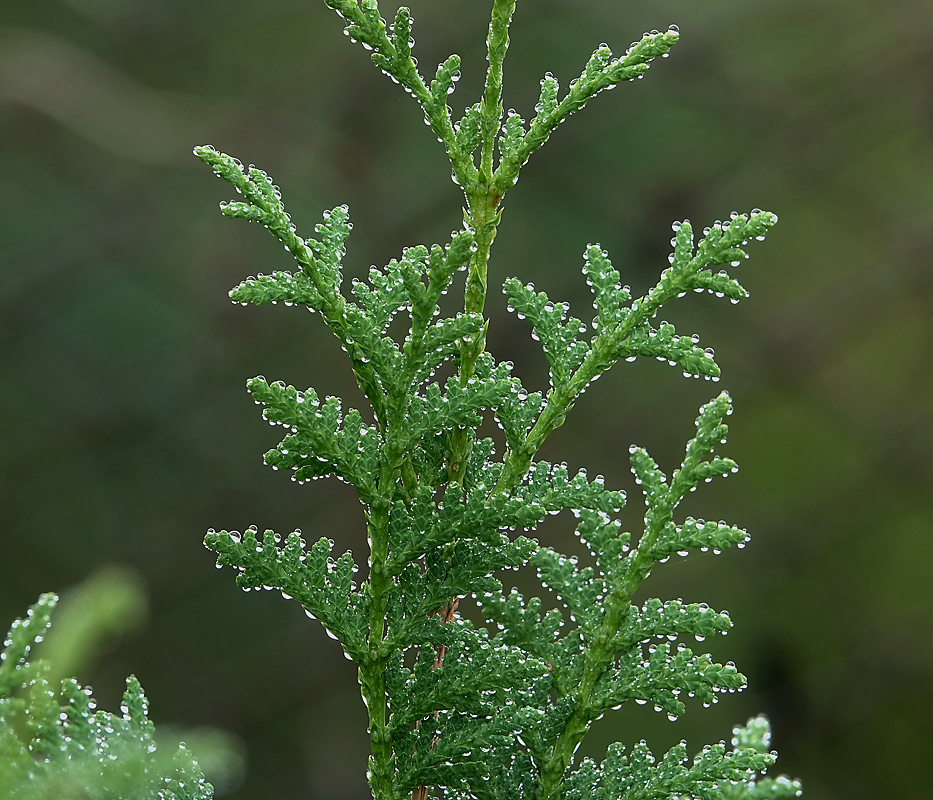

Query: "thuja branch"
<box><xmin>533</xmin><ymin>394</ymin><xmax>748</xmax><ymax>800</ymax></box>
<box><xmin>493</xmin><ymin>211</ymin><xmax>776</xmax><ymax>495</ymax></box>
<box><xmin>198</xmin><ymin>3</ymin><xmax>802</xmax><ymax>800</ymax></box>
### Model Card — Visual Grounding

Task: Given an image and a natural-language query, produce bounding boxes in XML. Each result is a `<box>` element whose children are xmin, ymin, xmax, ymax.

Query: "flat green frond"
<box><xmin>196</xmin><ymin>147</ymin><xmax>352</xmax><ymax>305</ymax></box>
<box><xmin>205</xmin><ymin>528</ymin><xmax>368</xmax><ymax>659</ymax></box>
<box><xmin>24</xmin><ymin>673</ymin><xmax>60</xmax><ymax>760</ymax></box>
<box><xmin>652</xmin><ymin>517</ymin><xmax>750</xmax><ymax>562</ymax></box>
<box><xmin>480</xmin><ymin>589</ymin><xmax>562</xmax><ymax>664</ymax></box>
<box><xmin>616</xmin><ymin>598</ymin><xmax>733</xmax><ymax>651</ymax></box>
<box><xmin>629</xmin><ymin>444</ymin><xmax>669</xmax><ymax>506</ymax></box>
<box><xmin>504</xmin><ymin>279</ymin><xmax>589</xmax><ymax>389</ymax></box>
<box><xmin>403</xmin><ymin>230</ymin><xmax>476</xmax><ymax>362</ymax></box>
<box><xmin>478</xmin><ymin>751</ymin><xmax>538</xmax><ymax>800</ymax></box>
<box><xmin>621</xmin><ymin>321</ymin><xmax>721</xmax><ymax>380</ymax></box>
<box><xmin>534</xmin><ymin>72</ymin><xmax>559</xmax><ymax>122</ymax></box>
<box><xmin>195</xmin><ymin>147</ymin><xmax>300</xmax><ymax>254</ymax></box>
<box><xmin>339</xmin><ymin>309</ymin><xmax>406</xmax><ymax>392</ymax></box>
<box><xmin>230</xmin><ymin>270</ymin><xmax>324</xmax><ymax>309</ymax></box>
<box><xmin>605</xmin><ymin>643</ymin><xmax>746</xmax><ymax>718</ymax></box>
<box><xmin>352</xmin><ymin>261</ymin><xmax>409</xmax><ymax>332</ymax></box>
<box><xmin>384</xmin><ymin>495</ymin><xmax>440</xmax><ymax>575</ymax></box>
<box><xmin>499</xmin><ymin>28</ymin><xmax>679</xmax><ymax>184</ymax></box>
<box><xmin>693</xmin><ymin>211</ymin><xmax>778</xmax><ymax>271</ymax></box>
<box><xmin>659</xmin><ymin>211</ymin><xmax>777</xmax><ymax>300</ymax></box>
<box><xmin>199</xmin><ymin>5</ymin><xmax>799</xmax><ymax>800</ymax></box>
<box><xmin>387</xmin><ymin>534</ymin><xmax>537</xmax><ymax>643</ymax></box>
<box><xmin>462</xmin><ymin>438</ymin><xmax>501</xmax><ymax>497</ymax></box>
<box><xmin>721</xmin><ymin>720</ymin><xmax>803</xmax><ymax>800</ymax></box>
<box><xmin>518</xmin><ymin>696</ymin><xmax>579</xmax><ymax>767</ymax></box>
<box><xmin>574</xmin><ymin>510</ymin><xmax>631</xmax><ymax>582</ymax></box>
<box><xmin>629</xmin><ymin>392</ymin><xmax>735</xmax><ymax>530</ymax></box>
<box><xmin>431</xmin><ymin>54</ymin><xmax>462</xmax><ymax>110</ymax></box>
<box><xmin>406</xmin><ymin>354</ymin><xmax>515</xmax><ymax>446</ymax></box>
<box><xmin>595</xmin><ymin>737</ymin><xmax>776</xmax><ymax>800</ymax></box>
<box><xmin>694</xmin><ymin>268</ymin><xmax>749</xmax><ymax>301</ymax></box>
<box><xmin>310</xmin><ymin>204</ymin><xmax>352</xmax><ymax>280</ymax></box>
<box><xmin>440</xmin><ymin>369</ymin><xmax>514</xmax><ymax>431</ymax></box>
<box><xmin>391</xmin><ymin>627</ymin><xmax>549</xmax><ymax>730</ymax></box>
<box><xmin>517</xmin><ymin>461</ymin><xmax>625</xmax><ymax>516</ymax></box>
<box><xmin>667</xmin><ymin>222</ymin><xmax>749</xmax><ymax>301</ymax></box>
<box><xmin>498</xmin><ymin>110</ymin><xmax>526</xmax><ymax>166</ymax></box>
<box><xmin>194</xmin><ymin>146</ymin><xmax>275</xmax><ymax>209</ymax></box>
<box><xmin>562</xmin><ymin>757</ymin><xmax>600</xmax><ymax>800</ymax></box>
<box><xmin>724</xmin><ymin>777</ymin><xmax>804</xmax><ymax>800</ymax></box>
<box><xmin>413</xmin><ymin>231</ymin><xmax>475</xmax><ymax>324</ymax></box>
<box><xmin>583</xmin><ymin>245</ymin><xmax>630</xmax><ymax>334</ymax></box>
<box><xmin>323</xmin><ymin>2</ymin><xmax>478</xmax><ymax>189</ymax></box>
<box><xmin>246</xmin><ymin>378</ymin><xmax>380</xmax><ymax>494</ymax></box>
<box><xmin>490</xmin><ymin>210</ymin><xmax>773</xmax><ymax>471</ymax></box>
<box><xmin>199</xmin><ymin>148</ymin><xmax>408</xmax><ymax>414</ymax></box>
<box><xmin>555</xmin><ymin>212</ymin><xmax>777</xmax><ymax>400</ymax></box>
<box><xmin>446</xmin><ymin>537</ymin><xmax>536</xmax><ymax>602</ymax></box>
<box><xmin>385</xmin><ymin>482</ymin><xmax>539</xmax><ymax>583</ymax></box>
<box><xmin>583</xmin><ymin>44</ymin><xmax>614</xmax><ymax>81</ymax></box>
<box><xmin>494</xmin><ymin>380</ymin><xmax>546</xmax><ymax>453</ymax></box>
<box><xmin>455</xmin><ymin>103</ymin><xmax>484</xmax><ymax>159</ymax></box>
<box><xmin>673</xmin><ymin>392</ymin><xmax>736</xmax><ymax>489</ymax></box>
<box><xmin>413</xmin><ymin>311</ymin><xmax>477</xmax><ymax>378</ymax></box>
<box><xmin>326</xmin><ymin>0</ymin><xmax>391</xmax><ymax>60</ymax></box>
<box><xmin>531</xmin><ymin>548</ymin><xmax>606</xmax><ymax>631</ymax></box>
<box><xmin>405</xmin><ymin>364</ymin><xmax>512</xmax><ymax>449</ymax></box>
<box><xmin>390</xmin><ymin>6</ymin><xmax>412</xmax><ymax>63</ymax></box>
<box><xmin>343</xmin><ymin>230</ymin><xmax>477</xmax><ymax>386</ymax></box>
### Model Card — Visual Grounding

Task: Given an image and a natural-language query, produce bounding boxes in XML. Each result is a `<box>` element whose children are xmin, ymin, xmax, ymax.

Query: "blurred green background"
<box><xmin>1</xmin><ymin>0</ymin><xmax>931</xmax><ymax>797</ymax></box>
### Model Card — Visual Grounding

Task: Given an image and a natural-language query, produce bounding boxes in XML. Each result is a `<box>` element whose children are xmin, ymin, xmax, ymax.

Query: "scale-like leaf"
<box><xmin>504</xmin><ymin>279</ymin><xmax>589</xmax><ymax>389</ymax></box>
<box><xmin>247</xmin><ymin>379</ymin><xmax>379</xmax><ymax>494</ymax></box>
<box><xmin>205</xmin><ymin>527</ymin><xmax>368</xmax><ymax>659</ymax></box>
<box><xmin>615</xmin><ymin>598</ymin><xmax>733</xmax><ymax>649</ymax></box>
<box><xmin>593</xmin><ymin>737</ymin><xmax>777</xmax><ymax>800</ymax></box>
<box><xmin>602</xmin><ymin>643</ymin><xmax>746</xmax><ymax>719</ymax></box>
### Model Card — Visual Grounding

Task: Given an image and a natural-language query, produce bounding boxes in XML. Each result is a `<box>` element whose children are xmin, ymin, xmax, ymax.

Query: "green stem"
<box><xmin>446</xmin><ymin>187</ymin><xmax>499</xmax><ymax>482</ymax></box>
<box><xmin>359</xmin><ymin>453</ymin><xmax>408</xmax><ymax>800</ymax></box>
<box><xmin>446</xmin><ymin>0</ymin><xmax>516</xmax><ymax>482</ymax></box>
<box><xmin>361</xmin><ymin>492</ymin><xmax>393</xmax><ymax>798</ymax></box>
<box><xmin>480</xmin><ymin>0</ymin><xmax>516</xmax><ymax>182</ymax></box>
<box><xmin>359</xmin><ymin>388</ymin><xmax>428</xmax><ymax>800</ymax></box>
<box><xmin>536</xmin><ymin>494</ymin><xmax>680</xmax><ymax>800</ymax></box>
<box><xmin>536</xmin><ymin>600</ymin><xmax>630</xmax><ymax>800</ymax></box>
<box><xmin>537</xmin><ymin>490</ymin><xmax>684</xmax><ymax>800</ymax></box>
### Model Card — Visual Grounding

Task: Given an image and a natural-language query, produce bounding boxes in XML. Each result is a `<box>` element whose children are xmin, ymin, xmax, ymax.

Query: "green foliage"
<box><xmin>0</xmin><ymin>594</ymin><xmax>212</xmax><ymax>800</ymax></box>
<box><xmin>196</xmin><ymin>2</ymin><xmax>802</xmax><ymax>799</ymax></box>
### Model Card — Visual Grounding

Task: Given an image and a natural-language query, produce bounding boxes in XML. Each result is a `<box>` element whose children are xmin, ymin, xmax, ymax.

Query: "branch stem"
<box><xmin>446</xmin><ymin>0</ymin><xmax>516</xmax><ymax>482</ymax></box>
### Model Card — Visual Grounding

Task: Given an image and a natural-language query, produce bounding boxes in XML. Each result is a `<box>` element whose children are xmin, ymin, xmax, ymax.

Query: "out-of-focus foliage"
<box><xmin>1</xmin><ymin>1</ymin><xmax>930</xmax><ymax>799</ymax></box>
<box><xmin>37</xmin><ymin>566</ymin><xmax>147</xmax><ymax>687</ymax></box>
<box><xmin>0</xmin><ymin>593</ymin><xmax>212</xmax><ymax>799</ymax></box>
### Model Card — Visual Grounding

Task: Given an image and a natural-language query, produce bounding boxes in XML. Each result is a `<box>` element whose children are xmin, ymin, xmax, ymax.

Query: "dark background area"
<box><xmin>2</xmin><ymin>0</ymin><xmax>931</xmax><ymax>797</ymax></box>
